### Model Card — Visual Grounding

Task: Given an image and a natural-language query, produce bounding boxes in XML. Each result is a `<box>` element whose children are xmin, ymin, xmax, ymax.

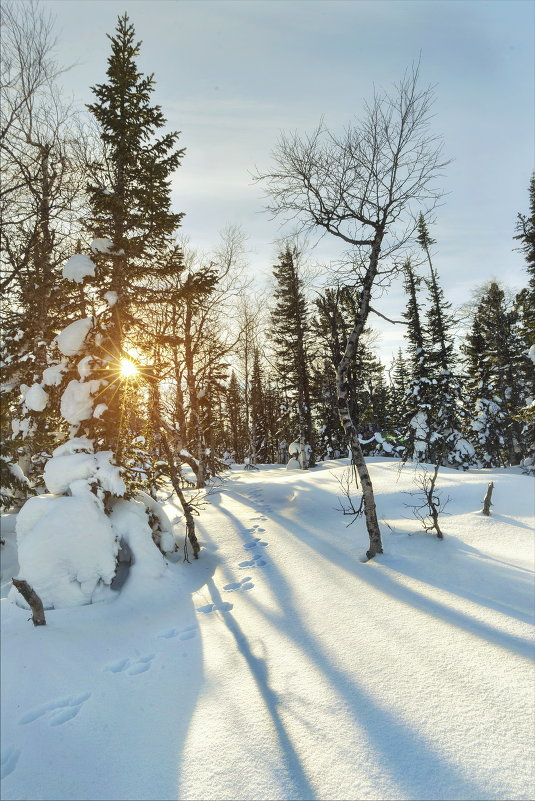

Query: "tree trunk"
<box><xmin>335</xmin><ymin>235</ymin><xmax>384</xmax><ymax>559</ymax></box>
<box><xmin>159</xmin><ymin>427</ymin><xmax>200</xmax><ymax>560</ymax></box>
<box><xmin>12</xmin><ymin>579</ymin><xmax>46</xmax><ymax>626</ymax></box>
<box><xmin>482</xmin><ymin>481</ymin><xmax>494</xmax><ymax>516</ymax></box>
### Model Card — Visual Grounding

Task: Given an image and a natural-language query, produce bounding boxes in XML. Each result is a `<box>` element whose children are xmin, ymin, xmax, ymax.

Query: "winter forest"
<box><xmin>1</xmin><ymin>3</ymin><xmax>534</xmax><ymax>801</ymax></box>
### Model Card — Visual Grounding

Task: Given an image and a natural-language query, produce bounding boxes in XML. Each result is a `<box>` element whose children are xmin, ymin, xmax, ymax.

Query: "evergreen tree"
<box><xmin>513</xmin><ymin>175</ymin><xmax>535</xmax><ymax>471</ymax></box>
<box><xmin>270</xmin><ymin>246</ymin><xmax>315</xmax><ymax>467</ymax></box>
<box><xmin>225</xmin><ymin>370</ymin><xmax>247</xmax><ymax>463</ymax></box>
<box><xmin>84</xmin><ymin>13</ymin><xmax>185</xmax><ymax>462</ymax></box>
<box><xmin>462</xmin><ymin>290</ymin><xmax>508</xmax><ymax>466</ymax></box>
<box><xmin>463</xmin><ymin>281</ymin><xmax>528</xmax><ymax>466</ymax></box>
<box><xmin>403</xmin><ymin>228</ymin><xmax>475</xmax><ymax>468</ymax></box>
<box><xmin>402</xmin><ymin>259</ymin><xmax>427</xmax><ymax>380</ymax></box>
<box><xmin>388</xmin><ymin>349</ymin><xmax>410</xmax><ymax>438</ymax></box>
<box><xmin>247</xmin><ymin>348</ymin><xmax>265</xmax><ymax>467</ymax></box>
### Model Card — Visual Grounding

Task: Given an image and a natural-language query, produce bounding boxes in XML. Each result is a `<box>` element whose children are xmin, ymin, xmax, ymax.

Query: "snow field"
<box><xmin>1</xmin><ymin>458</ymin><xmax>534</xmax><ymax>800</ymax></box>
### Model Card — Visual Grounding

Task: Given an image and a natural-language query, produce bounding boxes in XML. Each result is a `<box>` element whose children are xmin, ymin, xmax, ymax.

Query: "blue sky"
<box><xmin>41</xmin><ymin>0</ymin><xmax>534</xmax><ymax>361</ymax></box>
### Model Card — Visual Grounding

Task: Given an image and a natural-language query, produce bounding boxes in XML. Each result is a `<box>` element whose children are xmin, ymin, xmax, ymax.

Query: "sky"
<box><xmin>39</xmin><ymin>0</ymin><xmax>534</xmax><ymax>363</ymax></box>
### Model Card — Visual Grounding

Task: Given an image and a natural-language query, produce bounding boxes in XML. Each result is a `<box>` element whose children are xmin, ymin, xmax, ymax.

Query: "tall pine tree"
<box><xmin>85</xmin><ymin>14</ymin><xmax>185</xmax><ymax>462</ymax></box>
<box><xmin>270</xmin><ymin>246</ymin><xmax>315</xmax><ymax>467</ymax></box>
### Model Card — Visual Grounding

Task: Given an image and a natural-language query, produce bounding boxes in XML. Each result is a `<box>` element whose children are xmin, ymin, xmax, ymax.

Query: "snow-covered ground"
<box><xmin>1</xmin><ymin>458</ymin><xmax>534</xmax><ymax>801</ymax></box>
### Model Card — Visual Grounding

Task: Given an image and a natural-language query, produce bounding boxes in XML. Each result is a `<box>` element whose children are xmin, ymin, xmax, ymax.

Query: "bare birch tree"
<box><xmin>256</xmin><ymin>66</ymin><xmax>447</xmax><ymax>558</ymax></box>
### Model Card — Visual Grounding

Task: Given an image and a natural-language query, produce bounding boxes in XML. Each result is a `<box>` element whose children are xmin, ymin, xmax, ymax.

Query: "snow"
<box><xmin>42</xmin><ymin>360</ymin><xmax>68</xmax><ymax>387</ymax></box>
<box><xmin>9</xmin><ymin>494</ymin><xmax>118</xmax><ymax>609</ymax></box>
<box><xmin>92</xmin><ymin>403</ymin><xmax>108</xmax><ymax>419</ymax></box>
<box><xmin>56</xmin><ymin>318</ymin><xmax>93</xmax><ymax>356</ymax></box>
<box><xmin>90</xmin><ymin>237</ymin><xmax>114</xmax><ymax>254</ymax></box>
<box><xmin>22</xmin><ymin>383</ymin><xmax>48</xmax><ymax>412</ymax></box>
<box><xmin>44</xmin><ymin>451</ymin><xmax>96</xmax><ymax>494</ymax></box>
<box><xmin>103</xmin><ymin>290</ymin><xmax>118</xmax><ymax>307</ymax></box>
<box><xmin>60</xmin><ymin>378</ymin><xmax>102</xmax><ymax>425</ymax></box>
<box><xmin>62</xmin><ymin>254</ymin><xmax>95</xmax><ymax>283</ymax></box>
<box><xmin>7</xmin><ymin>462</ymin><xmax>30</xmax><ymax>487</ymax></box>
<box><xmin>1</xmin><ymin>459</ymin><xmax>534</xmax><ymax>801</ymax></box>
<box><xmin>43</xmin><ymin>440</ymin><xmax>126</xmax><ymax>497</ymax></box>
<box><xmin>77</xmin><ymin>355</ymin><xmax>94</xmax><ymax>379</ymax></box>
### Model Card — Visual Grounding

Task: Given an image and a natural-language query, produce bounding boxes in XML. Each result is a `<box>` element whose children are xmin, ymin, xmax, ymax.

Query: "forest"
<box><xmin>1</xmin><ymin>4</ymin><xmax>534</xmax><ymax>801</ymax></box>
<box><xmin>1</xmin><ymin>6</ymin><xmax>533</xmax><ymax>571</ymax></box>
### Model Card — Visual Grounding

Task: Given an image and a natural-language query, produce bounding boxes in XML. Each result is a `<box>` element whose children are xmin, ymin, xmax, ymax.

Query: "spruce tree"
<box><xmin>247</xmin><ymin>348</ymin><xmax>265</xmax><ymax>467</ymax></box>
<box><xmin>513</xmin><ymin>175</ymin><xmax>535</xmax><ymax>470</ymax></box>
<box><xmin>463</xmin><ymin>281</ymin><xmax>528</xmax><ymax>466</ymax></box>
<box><xmin>270</xmin><ymin>246</ymin><xmax>315</xmax><ymax>467</ymax></box>
<box><xmin>402</xmin><ymin>231</ymin><xmax>474</xmax><ymax>468</ymax></box>
<box><xmin>85</xmin><ymin>13</ymin><xmax>185</xmax><ymax>462</ymax></box>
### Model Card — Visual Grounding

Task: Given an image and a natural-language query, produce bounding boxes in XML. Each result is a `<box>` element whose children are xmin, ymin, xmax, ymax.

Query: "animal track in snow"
<box><xmin>243</xmin><ymin>537</ymin><xmax>268</xmax><ymax>550</ymax></box>
<box><xmin>105</xmin><ymin>657</ymin><xmax>130</xmax><ymax>673</ymax></box>
<box><xmin>223</xmin><ymin>577</ymin><xmax>254</xmax><ymax>592</ymax></box>
<box><xmin>104</xmin><ymin>654</ymin><xmax>155</xmax><ymax>676</ymax></box>
<box><xmin>157</xmin><ymin>624</ymin><xmax>197</xmax><ymax>641</ymax></box>
<box><xmin>239</xmin><ymin>553</ymin><xmax>267</xmax><ymax>568</ymax></box>
<box><xmin>126</xmin><ymin>654</ymin><xmax>155</xmax><ymax>675</ymax></box>
<box><xmin>196</xmin><ymin>602</ymin><xmax>233</xmax><ymax>614</ymax></box>
<box><xmin>19</xmin><ymin>693</ymin><xmax>91</xmax><ymax>726</ymax></box>
<box><xmin>1</xmin><ymin>746</ymin><xmax>21</xmax><ymax>779</ymax></box>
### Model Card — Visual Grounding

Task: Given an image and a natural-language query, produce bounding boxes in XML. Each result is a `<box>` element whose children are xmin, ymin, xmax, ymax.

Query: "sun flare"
<box><xmin>120</xmin><ymin>358</ymin><xmax>139</xmax><ymax>378</ymax></box>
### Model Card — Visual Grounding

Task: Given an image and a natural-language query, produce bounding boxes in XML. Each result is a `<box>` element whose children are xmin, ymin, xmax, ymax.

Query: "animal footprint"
<box><xmin>157</xmin><ymin>629</ymin><xmax>179</xmax><ymax>639</ymax></box>
<box><xmin>243</xmin><ymin>537</ymin><xmax>268</xmax><ymax>550</ymax></box>
<box><xmin>223</xmin><ymin>577</ymin><xmax>254</xmax><ymax>592</ymax></box>
<box><xmin>196</xmin><ymin>602</ymin><xmax>233</xmax><ymax>614</ymax></box>
<box><xmin>1</xmin><ymin>746</ymin><xmax>21</xmax><ymax>779</ymax></box>
<box><xmin>178</xmin><ymin>626</ymin><xmax>197</xmax><ymax>640</ymax></box>
<box><xmin>104</xmin><ymin>657</ymin><xmax>130</xmax><ymax>673</ymax></box>
<box><xmin>239</xmin><ymin>554</ymin><xmax>266</xmax><ymax>568</ymax></box>
<box><xmin>157</xmin><ymin>624</ymin><xmax>197</xmax><ymax>641</ymax></box>
<box><xmin>126</xmin><ymin>654</ymin><xmax>155</xmax><ymax>676</ymax></box>
<box><xmin>19</xmin><ymin>693</ymin><xmax>91</xmax><ymax>726</ymax></box>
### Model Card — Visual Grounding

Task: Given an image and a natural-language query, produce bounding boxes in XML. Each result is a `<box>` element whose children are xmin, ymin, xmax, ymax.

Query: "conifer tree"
<box><xmin>84</xmin><ymin>13</ymin><xmax>185</xmax><ymax>462</ymax></box>
<box><xmin>463</xmin><ymin>281</ymin><xmax>528</xmax><ymax>466</ymax></box>
<box><xmin>403</xmin><ymin>227</ymin><xmax>474</xmax><ymax>467</ymax></box>
<box><xmin>388</xmin><ymin>349</ymin><xmax>410</xmax><ymax>437</ymax></box>
<box><xmin>225</xmin><ymin>370</ymin><xmax>247</xmax><ymax>463</ymax></box>
<box><xmin>247</xmin><ymin>348</ymin><xmax>265</xmax><ymax>467</ymax></box>
<box><xmin>270</xmin><ymin>246</ymin><xmax>315</xmax><ymax>467</ymax></box>
<box><xmin>513</xmin><ymin>175</ymin><xmax>535</xmax><ymax>470</ymax></box>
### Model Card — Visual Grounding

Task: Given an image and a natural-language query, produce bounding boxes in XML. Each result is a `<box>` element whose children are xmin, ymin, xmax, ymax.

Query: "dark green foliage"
<box><xmin>463</xmin><ymin>281</ymin><xmax>530</xmax><ymax>467</ymax></box>
<box><xmin>402</xmin><ymin>232</ymin><xmax>475</xmax><ymax>468</ymax></box>
<box><xmin>83</xmin><ymin>14</ymin><xmax>186</xmax><ymax>461</ymax></box>
<box><xmin>270</xmin><ymin>246</ymin><xmax>315</xmax><ymax>465</ymax></box>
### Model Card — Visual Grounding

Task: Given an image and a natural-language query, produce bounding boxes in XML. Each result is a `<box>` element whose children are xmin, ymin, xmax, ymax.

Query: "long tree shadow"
<box><xmin>204</xmin><ymin>489</ymin><xmax>493</xmax><ymax>800</ymax></box>
<box><xmin>204</xmin><ymin>576</ymin><xmax>316</xmax><ymax>801</ymax></box>
<box><xmin>219</xmin><ymin>480</ymin><xmax>535</xmax><ymax>647</ymax></box>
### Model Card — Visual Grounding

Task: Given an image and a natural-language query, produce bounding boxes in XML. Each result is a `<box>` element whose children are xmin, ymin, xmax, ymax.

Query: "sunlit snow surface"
<box><xmin>1</xmin><ymin>459</ymin><xmax>534</xmax><ymax>800</ymax></box>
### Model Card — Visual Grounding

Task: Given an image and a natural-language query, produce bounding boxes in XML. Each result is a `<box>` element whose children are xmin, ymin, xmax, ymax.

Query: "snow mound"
<box><xmin>42</xmin><ymin>360</ymin><xmax>68</xmax><ymax>387</ymax></box>
<box><xmin>56</xmin><ymin>318</ymin><xmax>93</xmax><ymax>356</ymax></box>
<box><xmin>44</xmin><ymin>451</ymin><xmax>96</xmax><ymax>494</ymax></box>
<box><xmin>90</xmin><ymin>237</ymin><xmax>115</xmax><ymax>254</ymax></box>
<box><xmin>110</xmin><ymin>499</ymin><xmax>168</xmax><ymax>587</ymax></box>
<box><xmin>10</xmin><ymin>495</ymin><xmax>118</xmax><ymax>609</ymax></box>
<box><xmin>60</xmin><ymin>378</ymin><xmax>102</xmax><ymax>425</ymax></box>
<box><xmin>22</xmin><ymin>383</ymin><xmax>48</xmax><ymax>412</ymax></box>
<box><xmin>103</xmin><ymin>290</ymin><xmax>118</xmax><ymax>307</ymax></box>
<box><xmin>62</xmin><ymin>254</ymin><xmax>95</xmax><ymax>283</ymax></box>
<box><xmin>43</xmin><ymin>439</ymin><xmax>125</xmax><ymax>496</ymax></box>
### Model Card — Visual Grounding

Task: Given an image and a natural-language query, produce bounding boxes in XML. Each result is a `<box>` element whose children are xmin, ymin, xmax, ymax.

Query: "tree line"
<box><xmin>1</xmin><ymin>7</ymin><xmax>533</xmax><ymax>566</ymax></box>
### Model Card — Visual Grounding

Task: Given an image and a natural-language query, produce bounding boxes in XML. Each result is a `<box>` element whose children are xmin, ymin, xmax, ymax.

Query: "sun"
<box><xmin>120</xmin><ymin>357</ymin><xmax>139</xmax><ymax>378</ymax></box>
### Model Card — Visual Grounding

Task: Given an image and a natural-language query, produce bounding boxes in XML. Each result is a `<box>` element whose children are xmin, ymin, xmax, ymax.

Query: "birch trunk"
<box><xmin>335</xmin><ymin>237</ymin><xmax>383</xmax><ymax>559</ymax></box>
